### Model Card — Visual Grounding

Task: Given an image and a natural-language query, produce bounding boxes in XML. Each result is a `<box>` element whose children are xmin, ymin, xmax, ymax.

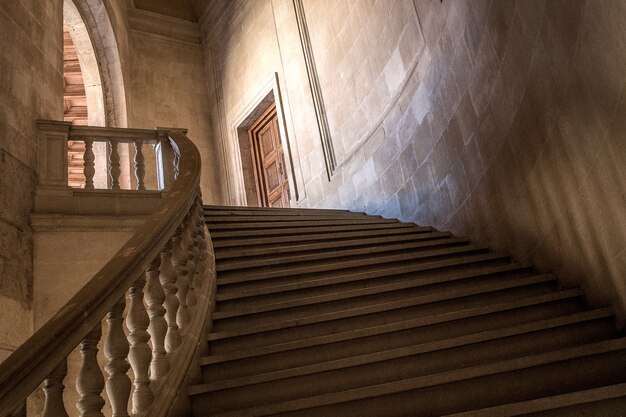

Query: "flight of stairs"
<box><xmin>189</xmin><ymin>205</ymin><xmax>626</xmax><ymax>416</ymax></box>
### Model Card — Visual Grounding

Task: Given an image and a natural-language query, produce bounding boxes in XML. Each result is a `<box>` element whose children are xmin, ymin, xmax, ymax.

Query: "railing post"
<box><xmin>41</xmin><ymin>358</ymin><xmax>69</xmax><ymax>417</ymax></box>
<box><xmin>77</xmin><ymin>325</ymin><xmax>105</xmax><ymax>417</ymax></box>
<box><xmin>145</xmin><ymin>257</ymin><xmax>170</xmax><ymax>380</ymax></box>
<box><xmin>108</xmin><ymin>139</ymin><xmax>121</xmax><ymax>190</ymax></box>
<box><xmin>128</xmin><ymin>274</ymin><xmax>154</xmax><ymax>412</ymax></box>
<box><xmin>157</xmin><ymin>131</ymin><xmax>176</xmax><ymax>190</ymax></box>
<box><xmin>104</xmin><ymin>299</ymin><xmax>130</xmax><ymax>417</ymax></box>
<box><xmin>36</xmin><ymin>120</ymin><xmax>71</xmax><ymax>189</ymax></box>
<box><xmin>133</xmin><ymin>139</ymin><xmax>146</xmax><ymax>191</ymax></box>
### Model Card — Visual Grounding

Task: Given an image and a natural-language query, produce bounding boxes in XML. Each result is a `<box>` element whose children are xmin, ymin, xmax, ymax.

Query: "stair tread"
<box><xmin>442</xmin><ymin>382</ymin><xmax>626</xmax><ymax>416</ymax></box>
<box><xmin>210</xmin><ymin>273</ymin><xmax>557</xmax><ymax>338</ymax></box>
<box><xmin>217</xmin><ymin>244</ymin><xmax>492</xmax><ymax>284</ymax></box>
<box><xmin>209</xmin><ymin>221</ymin><xmax>421</xmax><ymax>239</ymax></box>
<box><xmin>216</xmin><ymin>236</ymin><xmax>469</xmax><ymax>271</ymax></box>
<box><xmin>214</xmin><ymin>231</ymin><xmax>451</xmax><ymax>259</ymax></box>
<box><xmin>204</xmin><ymin>289</ymin><xmax>583</xmax><ymax>358</ymax></box>
<box><xmin>205</xmin><ymin>338</ymin><xmax>626</xmax><ymax>417</ymax></box>
<box><xmin>213</xmin><ymin>270</ymin><xmax>546</xmax><ymax>319</ymax></box>
<box><xmin>207</xmin><ymin>218</ymin><xmax>400</xmax><ymax>230</ymax></box>
<box><xmin>191</xmin><ymin>308</ymin><xmax>613</xmax><ymax>394</ymax></box>
<box><xmin>216</xmin><ymin>260</ymin><xmax>523</xmax><ymax>302</ymax></box>
<box><xmin>211</xmin><ymin>226</ymin><xmax>433</xmax><ymax>248</ymax></box>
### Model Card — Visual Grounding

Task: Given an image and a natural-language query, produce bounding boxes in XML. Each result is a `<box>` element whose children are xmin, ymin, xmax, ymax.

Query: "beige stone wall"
<box><xmin>128</xmin><ymin>28</ymin><xmax>221</xmax><ymax>202</ymax></box>
<box><xmin>0</xmin><ymin>0</ymin><xmax>64</xmax><ymax>354</ymax></box>
<box><xmin>202</xmin><ymin>0</ymin><xmax>626</xmax><ymax>322</ymax></box>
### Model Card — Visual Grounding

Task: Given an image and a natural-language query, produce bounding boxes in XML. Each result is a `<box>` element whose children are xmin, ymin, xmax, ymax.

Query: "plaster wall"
<box><xmin>202</xmin><ymin>0</ymin><xmax>626</xmax><ymax>321</ymax></box>
<box><xmin>0</xmin><ymin>0</ymin><xmax>64</xmax><ymax>356</ymax></box>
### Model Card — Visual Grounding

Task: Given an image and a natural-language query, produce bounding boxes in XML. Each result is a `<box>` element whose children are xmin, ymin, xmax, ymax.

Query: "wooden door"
<box><xmin>249</xmin><ymin>104</ymin><xmax>290</xmax><ymax>207</ymax></box>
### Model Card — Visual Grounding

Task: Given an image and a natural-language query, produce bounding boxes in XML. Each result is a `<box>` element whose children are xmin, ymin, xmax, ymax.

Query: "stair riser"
<box><xmin>521</xmin><ymin>397</ymin><xmax>626</xmax><ymax>417</ymax></box>
<box><xmin>213</xmin><ymin>276</ymin><xmax>554</xmax><ymax>331</ymax></box>
<box><xmin>212</xmin><ymin>227</ymin><xmax>432</xmax><ymax>249</ymax></box>
<box><xmin>205</xmin><ymin>298</ymin><xmax>585</xmax><ymax>378</ymax></box>
<box><xmin>212</xmin><ymin>282</ymin><xmax>558</xmax><ymax>335</ymax></box>
<box><xmin>214</xmin><ymin>232</ymin><xmax>452</xmax><ymax>260</ymax></box>
<box><xmin>209</xmin><ymin>223</ymin><xmax>418</xmax><ymax>239</ymax></box>
<box><xmin>216</xmin><ymin>238</ymin><xmax>468</xmax><ymax>272</ymax></box>
<box><xmin>216</xmin><ymin>250</ymin><xmax>499</xmax><ymax>291</ymax></box>
<box><xmin>194</xmin><ymin>319</ymin><xmax>616</xmax><ymax>414</ymax></box>
<box><xmin>247</xmin><ymin>350</ymin><xmax>626</xmax><ymax>417</ymax></box>
<box><xmin>217</xmin><ymin>259</ymin><xmax>519</xmax><ymax>303</ymax></box>
<box><xmin>216</xmin><ymin>267</ymin><xmax>534</xmax><ymax>312</ymax></box>
<box><xmin>206</xmin><ymin>219</ymin><xmax>398</xmax><ymax>231</ymax></box>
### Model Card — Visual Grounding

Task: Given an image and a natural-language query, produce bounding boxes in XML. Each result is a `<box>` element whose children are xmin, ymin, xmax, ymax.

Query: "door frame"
<box><xmin>231</xmin><ymin>73</ymin><xmax>303</xmax><ymax>206</ymax></box>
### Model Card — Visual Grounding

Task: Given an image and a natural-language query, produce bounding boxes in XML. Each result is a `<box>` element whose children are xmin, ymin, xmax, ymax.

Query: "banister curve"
<box><xmin>0</xmin><ymin>130</ymin><xmax>204</xmax><ymax>416</ymax></box>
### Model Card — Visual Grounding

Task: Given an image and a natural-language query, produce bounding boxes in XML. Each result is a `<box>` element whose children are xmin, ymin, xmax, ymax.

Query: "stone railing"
<box><xmin>36</xmin><ymin>121</ymin><xmax>179</xmax><ymax>192</ymax></box>
<box><xmin>0</xmin><ymin>125</ymin><xmax>216</xmax><ymax>417</ymax></box>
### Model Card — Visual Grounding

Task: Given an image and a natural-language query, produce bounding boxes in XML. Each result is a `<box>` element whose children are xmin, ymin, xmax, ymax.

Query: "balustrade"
<box><xmin>0</xmin><ymin>126</ymin><xmax>212</xmax><ymax>417</ymax></box>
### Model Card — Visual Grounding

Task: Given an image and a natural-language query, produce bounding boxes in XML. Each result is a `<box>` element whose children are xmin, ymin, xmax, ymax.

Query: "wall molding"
<box><xmin>293</xmin><ymin>0</ymin><xmax>336</xmax><ymax>180</ymax></box>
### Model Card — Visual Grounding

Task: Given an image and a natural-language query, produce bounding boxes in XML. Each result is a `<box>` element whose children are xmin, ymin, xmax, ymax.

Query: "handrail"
<box><xmin>0</xmin><ymin>128</ymin><xmax>212</xmax><ymax>416</ymax></box>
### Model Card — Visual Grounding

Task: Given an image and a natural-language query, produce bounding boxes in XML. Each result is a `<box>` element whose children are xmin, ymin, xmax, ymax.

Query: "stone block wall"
<box><xmin>0</xmin><ymin>0</ymin><xmax>64</xmax><ymax>358</ymax></box>
<box><xmin>201</xmin><ymin>0</ymin><xmax>626</xmax><ymax>322</ymax></box>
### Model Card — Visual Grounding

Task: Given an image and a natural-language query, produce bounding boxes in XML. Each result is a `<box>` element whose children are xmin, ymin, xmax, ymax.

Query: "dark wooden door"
<box><xmin>249</xmin><ymin>104</ymin><xmax>290</xmax><ymax>207</ymax></box>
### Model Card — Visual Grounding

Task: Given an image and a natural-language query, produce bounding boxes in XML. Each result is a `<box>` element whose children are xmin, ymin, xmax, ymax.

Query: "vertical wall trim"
<box><xmin>292</xmin><ymin>0</ymin><xmax>336</xmax><ymax>180</ymax></box>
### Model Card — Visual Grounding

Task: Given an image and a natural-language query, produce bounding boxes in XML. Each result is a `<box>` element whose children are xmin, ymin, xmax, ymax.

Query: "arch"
<box><xmin>64</xmin><ymin>0</ymin><xmax>128</xmax><ymax>128</ymax></box>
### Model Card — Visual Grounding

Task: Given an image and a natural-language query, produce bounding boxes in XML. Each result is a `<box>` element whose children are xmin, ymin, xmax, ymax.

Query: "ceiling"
<box><xmin>133</xmin><ymin>0</ymin><xmax>200</xmax><ymax>22</ymax></box>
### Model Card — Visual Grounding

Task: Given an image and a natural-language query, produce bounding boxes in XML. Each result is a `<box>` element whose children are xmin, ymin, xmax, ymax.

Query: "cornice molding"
<box><xmin>126</xmin><ymin>0</ymin><xmax>201</xmax><ymax>46</ymax></box>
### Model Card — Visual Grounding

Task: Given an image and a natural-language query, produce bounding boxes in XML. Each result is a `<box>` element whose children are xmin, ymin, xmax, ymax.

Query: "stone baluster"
<box><xmin>171</xmin><ymin>225</ymin><xmax>191</xmax><ymax>329</ymax></box>
<box><xmin>42</xmin><ymin>358</ymin><xmax>69</xmax><ymax>417</ymax></box>
<box><xmin>144</xmin><ymin>257</ymin><xmax>169</xmax><ymax>380</ymax></box>
<box><xmin>76</xmin><ymin>325</ymin><xmax>105</xmax><ymax>417</ymax></box>
<box><xmin>104</xmin><ymin>299</ymin><xmax>130</xmax><ymax>417</ymax></box>
<box><xmin>127</xmin><ymin>275</ymin><xmax>154</xmax><ymax>412</ymax></box>
<box><xmin>108</xmin><ymin>139</ymin><xmax>121</xmax><ymax>190</ymax></box>
<box><xmin>83</xmin><ymin>138</ymin><xmax>95</xmax><ymax>190</ymax></box>
<box><xmin>133</xmin><ymin>140</ymin><xmax>146</xmax><ymax>191</ymax></box>
<box><xmin>159</xmin><ymin>242</ymin><xmax>181</xmax><ymax>352</ymax></box>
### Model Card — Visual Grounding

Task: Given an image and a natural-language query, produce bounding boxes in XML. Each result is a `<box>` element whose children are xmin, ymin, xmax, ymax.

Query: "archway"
<box><xmin>63</xmin><ymin>0</ymin><xmax>131</xmax><ymax>188</ymax></box>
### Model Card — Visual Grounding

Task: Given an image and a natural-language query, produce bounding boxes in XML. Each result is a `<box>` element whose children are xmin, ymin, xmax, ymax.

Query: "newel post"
<box><xmin>36</xmin><ymin>120</ymin><xmax>71</xmax><ymax>188</ymax></box>
<box><xmin>157</xmin><ymin>131</ymin><xmax>176</xmax><ymax>191</ymax></box>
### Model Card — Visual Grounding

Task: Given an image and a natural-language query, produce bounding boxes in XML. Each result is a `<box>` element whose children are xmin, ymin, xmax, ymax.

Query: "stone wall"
<box><xmin>128</xmin><ymin>27</ymin><xmax>221</xmax><ymax>201</ymax></box>
<box><xmin>0</xmin><ymin>0</ymin><xmax>64</xmax><ymax>358</ymax></box>
<box><xmin>201</xmin><ymin>0</ymin><xmax>626</xmax><ymax>322</ymax></box>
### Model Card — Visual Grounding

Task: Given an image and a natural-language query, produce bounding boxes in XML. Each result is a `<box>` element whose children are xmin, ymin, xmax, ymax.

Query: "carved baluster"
<box><xmin>104</xmin><ymin>299</ymin><xmax>130</xmax><ymax>417</ymax></box>
<box><xmin>127</xmin><ymin>275</ymin><xmax>154</xmax><ymax>412</ymax></box>
<box><xmin>108</xmin><ymin>139</ymin><xmax>121</xmax><ymax>190</ymax></box>
<box><xmin>171</xmin><ymin>225</ymin><xmax>191</xmax><ymax>329</ymax></box>
<box><xmin>77</xmin><ymin>325</ymin><xmax>105</xmax><ymax>417</ymax></box>
<box><xmin>145</xmin><ymin>257</ymin><xmax>169</xmax><ymax>379</ymax></box>
<box><xmin>83</xmin><ymin>139</ymin><xmax>95</xmax><ymax>190</ymax></box>
<box><xmin>42</xmin><ymin>358</ymin><xmax>69</xmax><ymax>417</ymax></box>
<box><xmin>133</xmin><ymin>140</ymin><xmax>146</xmax><ymax>191</ymax></box>
<box><xmin>159</xmin><ymin>241</ymin><xmax>181</xmax><ymax>352</ymax></box>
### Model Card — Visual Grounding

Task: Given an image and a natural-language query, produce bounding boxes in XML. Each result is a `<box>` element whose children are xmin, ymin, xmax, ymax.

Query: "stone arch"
<box><xmin>64</xmin><ymin>0</ymin><xmax>128</xmax><ymax>128</ymax></box>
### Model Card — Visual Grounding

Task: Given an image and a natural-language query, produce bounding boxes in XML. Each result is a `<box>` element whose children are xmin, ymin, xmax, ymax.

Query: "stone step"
<box><xmin>443</xmin><ymin>382</ymin><xmax>626</xmax><ymax>417</ymax></box>
<box><xmin>215</xmin><ymin>263</ymin><xmax>532</xmax><ymax>313</ymax></box>
<box><xmin>190</xmin><ymin>310</ymin><xmax>616</xmax><ymax>414</ymax></box>
<box><xmin>208</xmin><ymin>221</ymin><xmax>420</xmax><ymax>239</ymax></box>
<box><xmin>204</xmin><ymin>214</ymin><xmax>380</xmax><ymax>223</ymax></box>
<box><xmin>202</xmin><ymin>338</ymin><xmax>626</xmax><ymax>417</ymax></box>
<box><xmin>209</xmin><ymin>275</ymin><xmax>558</xmax><ymax>341</ymax></box>
<box><xmin>214</xmin><ymin>231</ymin><xmax>452</xmax><ymax>260</ymax></box>
<box><xmin>216</xmin><ymin>252</ymin><xmax>514</xmax><ymax>298</ymax></box>
<box><xmin>203</xmin><ymin>205</ymin><xmax>355</xmax><ymax>215</ymax></box>
<box><xmin>206</xmin><ymin>217</ymin><xmax>400</xmax><ymax>231</ymax></box>
<box><xmin>211</xmin><ymin>225</ymin><xmax>433</xmax><ymax>248</ymax></box>
<box><xmin>202</xmin><ymin>290</ymin><xmax>585</xmax><ymax>380</ymax></box>
<box><xmin>216</xmin><ymin>236</ymin><xmax>469</xmax><ymax>272</ymax></box>
<box><xmin>214</xmin><ymin>274</ymin><xmax>557</xmax><ymax>332</ymax></box>
<box><xmin>216</xmin><ymin>244</ymin><xmax>492</xmax><ymax>285</ymax></box>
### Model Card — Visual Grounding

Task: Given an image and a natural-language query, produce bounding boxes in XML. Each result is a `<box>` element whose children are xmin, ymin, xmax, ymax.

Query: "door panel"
<box><xmin>249</xmin><ymin>104</ymin><xmax>290</xmax><ymax>208</ymax></box>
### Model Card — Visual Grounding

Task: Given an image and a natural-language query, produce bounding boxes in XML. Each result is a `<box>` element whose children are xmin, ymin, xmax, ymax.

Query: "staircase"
<box><xmin>189</xmin><ymin>205</ymin><xmax>626</xmax><ymax>417</ymax></box>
